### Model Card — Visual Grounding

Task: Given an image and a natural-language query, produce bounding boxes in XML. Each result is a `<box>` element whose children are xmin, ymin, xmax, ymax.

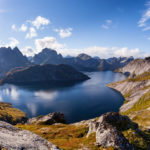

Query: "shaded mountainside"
<box><xmin>0</xmin><ymin>47</ymin><xmax>30</xmax><ymax>77</ymax></box>
<box><xmin>0</xmin><ymin>64</ymin><xmax>89</xmax><ymax>85</ymax></box>
<box><xmin>32</xmin><ymin>48</ymin><xmax>134</xmax><ymax>72</ymax></box>
<box><xmin>108</xmin><ymin>58</ymin><xmax>150</xmax><ymax>129</ymax></box>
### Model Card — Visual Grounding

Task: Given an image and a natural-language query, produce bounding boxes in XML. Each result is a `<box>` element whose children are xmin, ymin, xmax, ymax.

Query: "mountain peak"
<box><xmin>77</xmin><ymin>53</ymin><xmax>92</xmax><ymax>60</ymax></box>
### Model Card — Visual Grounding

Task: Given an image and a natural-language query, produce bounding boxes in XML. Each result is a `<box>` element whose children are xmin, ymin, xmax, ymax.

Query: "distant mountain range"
<box><xmin>32</xmin><ymin>48</ymin><xmax>134</xmax><ymax>71</ymax></box>
<box><xmin>0</xmin><ymin>47</ymin><xmax>134</xmax><ymax>78</ymax></box>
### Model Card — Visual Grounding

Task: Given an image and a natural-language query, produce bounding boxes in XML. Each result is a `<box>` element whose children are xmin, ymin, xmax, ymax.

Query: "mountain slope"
<box><xmin>0</xmin><ymin>47</ymin><xmax>30</xmax><ymax>77</ymax></box>
<box><xmin>0</xmin><ymin>64</ymin><xmax>89</xmax><ymax>85</ymax></box>
<box><xmin>108</xmin><ymin>58</ymin><xmax>150</xmax><ymax>129</ymax></box>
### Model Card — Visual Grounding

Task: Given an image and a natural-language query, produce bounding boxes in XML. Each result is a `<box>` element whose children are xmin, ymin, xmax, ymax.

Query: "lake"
<box><xmin>0</xmin><ymin>71</ymin><xmax>126</xmax><ymax>123</ymax></box>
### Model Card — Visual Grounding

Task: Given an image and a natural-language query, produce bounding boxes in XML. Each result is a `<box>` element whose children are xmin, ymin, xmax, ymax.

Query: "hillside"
<box><xmin>0</xmin><ymin>64</ymin><xmax>89</xmax><ymax>85</ymax></box>
<box><xmin>108</xmin><ymin>58</ymin><xmax>150</xmax><ymax>129</ymax></box>
<box><xmin>0</xmin><ymin>47</ymin><xmax>30</xmax><ymax>78</ymax></box>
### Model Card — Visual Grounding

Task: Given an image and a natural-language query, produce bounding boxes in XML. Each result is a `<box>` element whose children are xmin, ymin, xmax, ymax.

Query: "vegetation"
<box><xmin>123</xmin><ymin>129</ymin><xmax>150</xmax><ymax>150</ymax></box>
<box><xmin>122</xmin><ymin>90</ymin><xmax>150</xmax><ymax>116</ymax></box>
<box><xmin>17</xmin><ymin>124</ymin><xmax>96</xmax><ymax>150</ymax></box>
<box><xmin>0</xmin><ymin>102</ymin><xmax>27</xmax><ymax>124</ymax></box>
<box><xmin>17</xmin><ymin>123</ymin><xmax>117</xmax><ymax>150</ymax></box>
<box><xmin>127</xmin><ymin>72</ymin><xmax>150</xmax><ymax>82</ymax></box>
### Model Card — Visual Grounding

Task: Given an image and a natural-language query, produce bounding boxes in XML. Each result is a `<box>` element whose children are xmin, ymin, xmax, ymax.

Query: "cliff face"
<box><xmin>0</xmin><ymin>64</ymin><xmax>89</xmax><ymax>85</ymax></box>
<box><xmin>108</xmin><ymin>58</ymin><xmax>150</xmax><ymax>129</ymax></box>
<box><xmin>117</xmin><ymin>58</ymin><xmax>150</xmax><ymax>77</ymax></box>
<box><xmin>0</xmin><ymin>47</ymin><xmax>30</xmax><ymax>78</ymax></box>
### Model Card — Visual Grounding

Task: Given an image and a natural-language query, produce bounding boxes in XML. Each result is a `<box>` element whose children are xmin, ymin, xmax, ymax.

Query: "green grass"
<box><xmin>127</xmin><ymin>72</ymin><xmax>150</xmax><ymax>82</ymax></box>
<box><xmin>123</xmin><ymin>129</ymin><xmax>150</xmax><ymax>150</ymax></box>
<box><xmin>122</xmin><ymin>90</ymin><xmax>150</xmax><ymax>116</ymax></box>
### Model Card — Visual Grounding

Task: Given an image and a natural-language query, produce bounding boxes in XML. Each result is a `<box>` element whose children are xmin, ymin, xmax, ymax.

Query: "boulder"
<box><xmin>27</xmin><ymin>112</ymin><xmax>66</xmax><ymax>125</ymax></box>
<box><xmin>0</xmin><ymin>121</ymin><xmax>60</xmax><ymax>150</ymax></box>
<box><xmin>87</xmin><ymin>112</ymin><xmax>137</xmax><ymax>150</ymax></box>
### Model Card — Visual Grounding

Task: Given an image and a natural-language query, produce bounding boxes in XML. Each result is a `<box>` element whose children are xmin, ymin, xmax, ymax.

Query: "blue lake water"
<box><xmin>0</xmin><ymin>71</ymin><xmax>126</xmax><ymax>123</ymax></box>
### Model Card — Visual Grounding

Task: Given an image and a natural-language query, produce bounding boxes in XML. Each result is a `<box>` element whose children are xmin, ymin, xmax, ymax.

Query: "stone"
<box><xmin>0</xmin><ymin>121</ymin><xmax>60</xmax><ymax>150</ymax></box>
<box><xmin>27</xmin><ymin>112</ymin><xmax>66</xmax><ymax>125</ymax></box>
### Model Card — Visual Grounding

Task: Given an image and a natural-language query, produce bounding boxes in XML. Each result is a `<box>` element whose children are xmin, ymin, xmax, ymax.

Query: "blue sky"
<box><xmin>0</xmin><ymin>0</ymin><xmax>150</xmax><ymax>58</ymax></box>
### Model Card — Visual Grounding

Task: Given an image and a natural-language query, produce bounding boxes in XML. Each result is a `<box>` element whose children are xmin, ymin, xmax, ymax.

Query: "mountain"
<box><xmin>32</xmin><ymin>48</ymin><xmax>64</xmax><ymax>64</ymax></box>
<box><xmin>32</xmin><ymin>48</ymin><xmax>134</xmax><ymax>71</ymax></box>
<box><xmin>108</xmin><ymin>57</ymin><xmax>150</xmax><ymax>129</ymax></box>
<box><xmin>117</xmin><ymin>58</ymin><xmax>150</xmax><ymax>77</ymax></box>
<box><xmin>0</xmin><ymin>64</ymin><xmax>89</xmax><ymax>85</ymax></box>
<box><xmin>0</xmin><ymin>47</ymin><xmax>30</xmax><ymax>78</ymax></box>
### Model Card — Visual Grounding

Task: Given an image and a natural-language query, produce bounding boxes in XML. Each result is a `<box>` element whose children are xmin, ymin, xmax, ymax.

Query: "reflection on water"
<box><xmin>0</xmin><ymin>71</ymin><xmax>126</xmax><ymax>123</ymax></box>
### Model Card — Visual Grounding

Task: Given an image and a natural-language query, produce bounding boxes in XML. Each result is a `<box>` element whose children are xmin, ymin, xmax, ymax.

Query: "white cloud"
<box><xmin>55</xmin><ymin>28</ymin><xmax>72</xmax><ymax>38</ymax></box>
<box><xmin>0</xmin><ymin>37</ymin><xmax>19</xmax><ymax>48</ymax></box>
<box><xmin>101</xmin><ymin>19</ymin><xmax>112</xmax><ymax>30</ymax></box>
<box><xmin>138</xmin><ymin>3</ymin><xmax>150</xmax><ymax>31</ymax></box>
<box><xmin>8</xmin><ymin>37</ymin><xmax>19</xmax><ymax>48</ymax></box>
<box><xmin>21</xmin><ymin>46</ymin><xmax>34</xmax><ymax>56</ymax></box>
<box><xmin>26</xmin><ymin>27</ymin><xmax>37</xmax><ymax>39</ymax></box>
<box><xmin>35</xmin><ymin>36</ymin><xmax>65</xmax><ymax>52</ymax></box>
<box><xmin>57</xmin><ymin>46</ymin><xmax>148</xmax><ymax>58</ymax></box>
<box><xmin>12</xmin><ymin>24</ymin><xmax>17</xmax><ymax>31</ymax></box>
<box><xmin>31</xmin><ymin>16</ymin><xmax>50</xmax><ymax>29</ymax></box>
<box><xmin>19</xmin><ymin>24</ymin><xmax>28</xmax><ymax>32</ymax></box>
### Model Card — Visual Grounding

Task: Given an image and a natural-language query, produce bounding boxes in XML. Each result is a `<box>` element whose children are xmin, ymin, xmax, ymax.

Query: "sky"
<box><xmin>0</xmin><ymin>0</ymin><xmax>150</xmax><ymax>58</ymax></box>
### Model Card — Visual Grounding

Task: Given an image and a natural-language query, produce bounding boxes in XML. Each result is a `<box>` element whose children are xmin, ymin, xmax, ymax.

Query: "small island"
<box><xmin>0</xmin><ymin>64</ymin><xmax>90</xmax><ymax>85</ymax></box>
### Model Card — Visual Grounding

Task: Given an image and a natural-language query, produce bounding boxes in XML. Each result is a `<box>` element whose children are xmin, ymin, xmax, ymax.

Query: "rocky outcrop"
<box><xmin>0</xmin><ymin>102</ymin><xmax>27</xmax><ymax>125</ymax></box>
<box><xmin>117</xmin><ymin>58</ymin><xmax>150</xmax><ymax>77</ymax></box>
<box><xmin>108</xmin><ymin>58</ymin><xmax>150</xmax><ymax>129</ymax></box>
<box><xmin>0</xmin><ymin>47</ymin><xmax>30</xmax><ymax>78</ymax></box>
<box><xmin>87</xmin><ymin>112</ymin><xmax>136</xmax><ymax>150</ymax></box>
<box><xmin>27</xmin><ymin>112</ymin><xmax>66</xmax><ymax>125</ymax></box>
<box><xmin>0</xmin><ymin>121</ymin><xmax>60</xmax><ymax>150</ymax></box>
<box><xmin>0</xmin><ymin>64</ymin><xmax>90</xmax><ymax>85</ymax></box>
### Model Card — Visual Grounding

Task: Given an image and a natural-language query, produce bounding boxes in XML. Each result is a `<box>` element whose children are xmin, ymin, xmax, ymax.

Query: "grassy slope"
<box><xmin>0</xmin><ymin>102</ymin><xmax>27</xmax><ymax>124</ymax></box>
<box><xmin>17</xmin><ymin>124</ymin><xmax>115</xmax><ymax>150</ymax></box>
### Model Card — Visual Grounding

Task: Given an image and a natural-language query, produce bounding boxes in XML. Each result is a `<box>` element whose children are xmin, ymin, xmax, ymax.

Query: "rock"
<box><xmin>0</xmin><ymin>121</ymin><xmax>60</xmax><ymax>150</ymax></box>
<box><xmin>0</xmin><ymin>64</ymin><xmax>90</xmax><ymax>85</ymax></box>
<box><xmin>87</xmin><ymin>112</ymin><xmax>136</xmax><ymax>150</ymax></box>
<box><xmin>0</xmin><ymin>102</ymin><xmax>28</xmax><ymax>125</ymax></box>
<box><xmin>117</xmin><ymin>58</ymin><xmax>150</xmax><ymax>77</ymax></box>
<box><xmin>27</xmin><ymin>112</ymin><xmax>66</xmax><ymax>125</ymax></box>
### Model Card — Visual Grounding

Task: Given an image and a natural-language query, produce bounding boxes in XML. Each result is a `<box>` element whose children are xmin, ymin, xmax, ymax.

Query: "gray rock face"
<box><xmin>0</xmin><ymin>64</ymin><xmax>90</xmax><ymax>85</ymax></box>
<box><xmin>117</xmin><ymin>59</ymin><xmax>150</xmax><ymax>77</ymax></box>
<box><xmin>27</xmin><ymin>112</ymin><xmax>66</xmax><ymax>125</ymax></box>
<box><xmin>87</xmin><ymin>112</ymin><xmax>136</xmax><ymax>150</ymax></box>
<box><xmin>0</xmin><ymin>121</ymin><xmax>60</xmax><ymax>150</ymax></box>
